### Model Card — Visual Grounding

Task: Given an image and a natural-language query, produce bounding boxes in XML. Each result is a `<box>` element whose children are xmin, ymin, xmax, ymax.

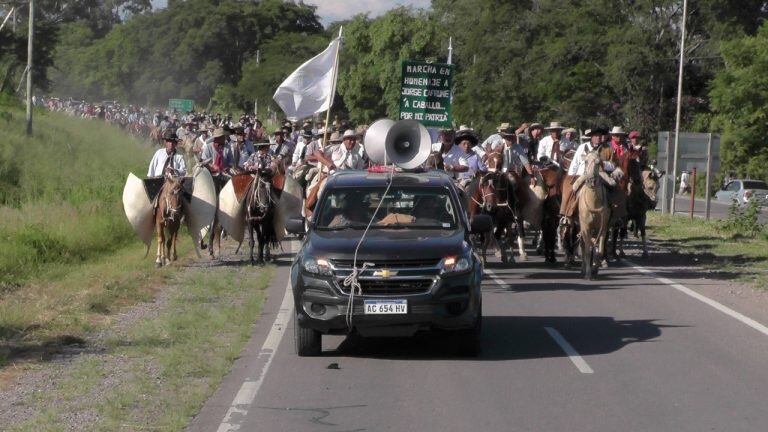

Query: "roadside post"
<box><xmin>690</xmin><ymin>166</ymin><xmax>697</xmax><ymax>219</ymax></box>
<box><xmin>705</xmin><ymin>133</ymin><xmax>713</xmax><ymax>220</ymax></box>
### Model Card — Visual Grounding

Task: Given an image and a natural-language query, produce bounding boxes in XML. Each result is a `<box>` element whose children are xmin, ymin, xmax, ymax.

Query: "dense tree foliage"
<box><xmin>4</xmin><ymin>0</ymin><xmax>768</xmax><ymax>179</ymax></box>
<box><xmin>705</xmin><ymin>22</ymin><xmax>768</xmax><ymax>180</ymax></box>
<box><xmin>48</xmin><ymin>0</ymin><xmax>323</xmax><ymax>107</ymax></box>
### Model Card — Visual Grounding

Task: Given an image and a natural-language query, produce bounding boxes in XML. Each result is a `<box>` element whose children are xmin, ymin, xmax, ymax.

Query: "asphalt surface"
<box><xmin>188</xmin><ymin>240</ymin><xmax>768</xmax><ymax>432</ymax></box>
<box><xmin>671</xmin><ymin>195</ymin><xmax>768</xmax><ymax>222</ymax></box>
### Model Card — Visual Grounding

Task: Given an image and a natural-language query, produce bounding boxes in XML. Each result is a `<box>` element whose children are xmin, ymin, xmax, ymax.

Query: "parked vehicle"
<box><xmin>715</xmin><ymin>179</ymin><xmax>768</xmax><ymax>206</ymax></box>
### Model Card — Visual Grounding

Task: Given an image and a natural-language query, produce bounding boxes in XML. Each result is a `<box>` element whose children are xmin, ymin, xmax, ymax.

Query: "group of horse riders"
<box><xmin>144</xmin><ymin>112</ymin><xmax>661</xmax><ymax>271</ymax></box>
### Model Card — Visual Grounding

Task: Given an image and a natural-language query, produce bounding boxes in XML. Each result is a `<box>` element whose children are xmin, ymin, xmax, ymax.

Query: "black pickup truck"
<box><xmin>286</xmin><ymin>170</ymin><xmax>490</xmax><ymax>356</ymax></box>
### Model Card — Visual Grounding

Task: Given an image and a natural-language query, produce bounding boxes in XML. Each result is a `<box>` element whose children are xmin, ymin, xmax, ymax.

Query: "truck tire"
<box><xmin>295</xmin><ymin>314</ymin><xmax>322</xmax><ymax>357</ymax></box>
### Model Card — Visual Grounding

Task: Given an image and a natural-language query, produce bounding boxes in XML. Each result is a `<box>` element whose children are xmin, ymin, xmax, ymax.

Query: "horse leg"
<box><xmin>640</xmin><ymin>214</ymin><xmax>649</xmax><ymax>258</ymax></box>
<box><xmin>619</xmin><ymin>221</ymin><xmax>627</xmax><ymax>258</ymax></box>
<box><xmin>155</xmin><ymin>222</ymin><xmax>163</xmax><ymax>268</ymax></box>
<box><xmin>171</xmin><ymin>226</ymin><xmax>179</xmax><ymax>261</ymax></box>
<box><xmin>208</xmin><ymin>216</ymin><xmax>217</xmax><ymax>259</ymax></box>
<box><xmin>248</xmin><ymin>222</ymin><xmax>256</xmax><ymax>265</ymax></box>
<box><xmin>256</xmin><ymin>225</ymin><xmax>265</xmax><ymax>264</ymax></box>
<box><xmin>164</xmin><ymin>232</ymin><xmax>173</xmax><ymax>266</ymax></box>
<box><xmin>516</xmin><ymin>215</ymin><xmax>528</xmax><ymax>261</ymax></box>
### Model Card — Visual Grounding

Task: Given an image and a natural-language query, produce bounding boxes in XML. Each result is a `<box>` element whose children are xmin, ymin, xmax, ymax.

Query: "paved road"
<box><xmin>671</xmin><ymin>195</ymin><xmax>768</xmax><ymax>222</ymax></box>
<box><xmin>189</xmin><ymin>241</ymin><xmax>768</xmax><ymax>432</ymax></box>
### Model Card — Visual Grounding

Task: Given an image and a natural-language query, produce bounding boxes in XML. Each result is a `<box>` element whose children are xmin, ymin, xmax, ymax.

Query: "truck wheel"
<box><xmin>295</xmin><ymin>314</ymin><xmax>322</xmax><ymax>357</ymax></box>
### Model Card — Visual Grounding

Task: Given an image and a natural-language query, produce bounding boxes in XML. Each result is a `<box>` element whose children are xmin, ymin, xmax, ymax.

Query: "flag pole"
<box><xmin>322</xmin><ymin>26</ymin><xmax>343</xmax><ymax>147</ymax></box>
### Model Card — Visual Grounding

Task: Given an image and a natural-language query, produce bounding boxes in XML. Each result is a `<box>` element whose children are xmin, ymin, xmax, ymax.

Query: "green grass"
<box><xmin>0</xmin><ymin>94</ymin><xmax>152</xmax><ymax>287</ymax></box>
<box><xmin>647</xmin><ymin>212</ymin><xmax>768</xmax><ymax>288</ymax></box>
<box><xmin>9</xmin><ymin>264</ymin><xmax>274</xmax><ymax>431</ymax></box>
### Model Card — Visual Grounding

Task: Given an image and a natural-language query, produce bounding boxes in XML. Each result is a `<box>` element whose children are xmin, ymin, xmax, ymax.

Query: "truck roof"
<box><xmin>325</xmin><ymin>170</ymin><xmax>455</xmax><ymax>189</ymax></box>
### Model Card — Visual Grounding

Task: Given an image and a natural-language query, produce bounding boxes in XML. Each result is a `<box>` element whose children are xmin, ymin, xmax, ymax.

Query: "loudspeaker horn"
<box><xmin>364</xmin><ymin>119</ymin><xmax>432</xmax><ymax>170</ymax></box>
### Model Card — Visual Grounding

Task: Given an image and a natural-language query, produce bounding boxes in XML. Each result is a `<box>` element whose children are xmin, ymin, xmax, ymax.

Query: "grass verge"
<box><xmin>646</xmin><ymin>212</ymin><xmax>768</xmax><ymax>288</ymax></box>
<box><xmin>7</xmin><ymin>261</ymin><xmax>274</xmax><ymax>431</ymax></box>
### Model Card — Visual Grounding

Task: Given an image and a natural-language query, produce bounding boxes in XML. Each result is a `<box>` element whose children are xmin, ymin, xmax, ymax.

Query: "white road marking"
<box><xmin>544</xmin><ymin>327</ymin><xmax>594</xmax><ymax>374</ymax></box>
<box><xmin>625</xmin><ymin>259</ymin><xmax>768</xmax><ymax>337</ymax></box>
<box><xmin>217</xmin><ymin>241</ymin><xmax>296</xmax><ymax>432</ymax></box>
<box><xmin>484</xmin><ymin>268</ymin><xmax>507</xmax><ymax>288</ymax></box>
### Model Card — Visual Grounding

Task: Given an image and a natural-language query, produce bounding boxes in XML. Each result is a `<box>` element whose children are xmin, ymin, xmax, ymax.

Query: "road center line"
<box><xmin>484</xmin><ymin>268</ymin><xmax>507</xmax><ymax>287</ymax></box>
<box><xmin>624</xmin><ymin>259</ymin><xmax>768</xmax><ymax>337</ymax></box>
<box><xmin>544</xmin><ymin>327</ymin><xmax>594</xmax><ymax>374</ymax></box>
<box><xmin>216</xmin><ymin>242</ymin><xmax>296</xmax><ymax>432</ymax></box>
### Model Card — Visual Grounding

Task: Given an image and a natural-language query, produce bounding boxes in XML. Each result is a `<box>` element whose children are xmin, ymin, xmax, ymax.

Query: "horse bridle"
<box><xmin>473</xmin><ymin>172</ymin><xmax>511</xmax><ymax>211</ymax></box>
<box><xmin>163</xmin><ymin>185</ymin><xmax>183</xmax><ymax>223</ymax></box>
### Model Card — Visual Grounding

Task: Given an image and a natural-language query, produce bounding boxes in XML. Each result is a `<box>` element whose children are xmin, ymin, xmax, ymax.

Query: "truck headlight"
<box><xmin>302</xmin><ymin>256</ymin><xmax>332</xmax><ymax>276</ymax></box>
<box><xmin>440</xmin><ymin>255</ymin><xmax>471</xmax><ymax>274</ymax></box>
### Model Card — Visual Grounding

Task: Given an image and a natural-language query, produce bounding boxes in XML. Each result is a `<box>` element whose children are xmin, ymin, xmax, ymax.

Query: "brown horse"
<box><xmin>532</xmin><ymin>163</ymin><xmax>564</xmax><ymax>263</ymax></box>
<box><xmin>424</xmin><ymin>151</ymin><xmax>444</xmax><ymax>171</ymax></box>
<box><xmin>623</xmin><ymin>167</ymin><xmax>664</xmax><ymax>258</ymax></box>
<box><xmin>154</xmin><ymin>174</ymin><xmax>185</xmax><ymax>267</ymax></box>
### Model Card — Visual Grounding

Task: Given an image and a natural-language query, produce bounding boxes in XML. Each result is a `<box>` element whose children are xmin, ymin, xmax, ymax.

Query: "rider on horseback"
<box><xmin>448</xmin><ymin>128</ymin><xmax>487</xmax><ymax>190</ymax></box>
<box><xmin>148</xmin><ymin>129</ymin><xmax>187</xmax><ymax>178</ymax></box>
<box><xmin>499</xmin><ymin>125</ymin><xmax>535</xmax><ymax>189</ymax></box>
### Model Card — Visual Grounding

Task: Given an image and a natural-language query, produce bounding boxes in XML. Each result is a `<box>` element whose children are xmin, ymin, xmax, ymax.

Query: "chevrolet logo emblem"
<box><xmin>373</xmin><ymin>269</ymin><xmax>397</xmax><ymax>278</ymax></box>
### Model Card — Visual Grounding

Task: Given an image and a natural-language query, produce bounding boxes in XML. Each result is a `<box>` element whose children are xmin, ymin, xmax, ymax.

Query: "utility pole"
<box><xmin>25</xmin><ymin>0</ymin><xmax>34</xmax><ymax>136</ymax></box>
<box><xmin>669</xmin><ymin>0</ymin><xmax>688</xmax><ymax>214</ymax></box>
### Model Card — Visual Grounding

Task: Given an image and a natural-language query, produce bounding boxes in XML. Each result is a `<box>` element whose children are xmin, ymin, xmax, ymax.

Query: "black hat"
<box><xmin>255</xmin><ymin>138</ymin><xmax>271</xmax><ymax>148</ymax></box>
<box><xmin>233</xmin><ymin>126</ymin><xmax>245</xmax><ymax>135</ymax></box>
<box><xmin>587</xmin><ymin>126</ymin><xmax>607</xmax><ymax>136</ymax></box>
<box><xmin>301</xmin><ymin>128</ymin><xmax>313</xmax><ymax>137</ymax></box>
<box><xmin>162</xmin><ymin>129</ymin><xmax>179</xmax><ymax>142</ymax></box>
<box><xmin>454</xmin><ymin>129</ymin><xmax>478</xmax><ymax>146</ymax></box>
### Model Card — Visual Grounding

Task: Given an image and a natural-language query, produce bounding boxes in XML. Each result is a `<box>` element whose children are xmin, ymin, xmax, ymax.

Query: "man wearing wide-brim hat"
<box><xmin>270</xmin><ymin>127</ymin><xmax>294</xmax><ymax>162</ymax></box>
<box><xmin>148</xmin><ymin>129</ymin><xmax>187</xmax><ymax>177</ymax></box>
<box><xmin>499</xmin><ymin>125</ymin><xmax>535</xmax><ymax>188</ymax></box>
<box><xmin>449</xmin><ymin>128</ymin><xmax>488</xmax><ymax>188</ymax></box>
<box><xmin>479</xmin><ymin>122</ymin><xmax>509</xmax><ymax>155</ymax></box>
<box><xmin>243</xmin><ymin>138</ymin><xmax>278</xmax><ymax>177</ymax></box>
<box><xmin>536</xmin><ymin>121</ymin><xmax>566</xmax><ymax>164</ymax></box>
<box><xmin>609</xmin><ymin>126</ymin><xmax>628</xmax><ymax>158</ymax></box>
<box><xmin>518</xmin><ymin>122</ymin><xmax>544</xmax><ymax>163</ymax></box>
<box><xmin>201</xmin><ymin>128</ymin><xmax>234</xmax><ymax>176</ymax></box>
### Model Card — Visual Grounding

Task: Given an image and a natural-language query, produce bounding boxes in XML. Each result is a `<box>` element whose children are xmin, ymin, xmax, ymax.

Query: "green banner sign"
<box><xmin>168</xmin><ymin>98</ymin><xmax>194</xmax><ymax>112</ymax></box>
<box><xmin>399</xmin><ymin>60</ymin><xmax>453</xmax><ymax>128</ymax></box>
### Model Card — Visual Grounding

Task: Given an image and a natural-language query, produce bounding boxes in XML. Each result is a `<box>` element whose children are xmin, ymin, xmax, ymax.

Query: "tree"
<box><xmin>706</xmin><ymin>22</ymin><xmax>768</xmax><ymax>181</ymax></box>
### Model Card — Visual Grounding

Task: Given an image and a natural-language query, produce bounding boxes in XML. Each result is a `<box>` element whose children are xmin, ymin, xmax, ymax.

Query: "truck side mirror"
<box><xmin>286</xmin><ymin>217</ymin><xmax>306</xmax><ymax>235</ymax></box>
<box><xmin>470</xmin><ymin>214</ymin><xmax>492</xmax><ymax>234</ymax></box>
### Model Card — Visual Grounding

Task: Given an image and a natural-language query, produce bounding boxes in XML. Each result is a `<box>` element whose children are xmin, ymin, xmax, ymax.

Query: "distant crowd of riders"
<box><xmin>43</xmin><ymin>97</ymin><xmax>664</xmax><ymax>274</ymax></box>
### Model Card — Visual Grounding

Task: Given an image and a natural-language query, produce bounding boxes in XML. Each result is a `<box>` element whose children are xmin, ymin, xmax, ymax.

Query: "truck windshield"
<box><xmin>316</xmin><ymin>186</ymin><xmax>458</xmax><ymax>230</ymax></box>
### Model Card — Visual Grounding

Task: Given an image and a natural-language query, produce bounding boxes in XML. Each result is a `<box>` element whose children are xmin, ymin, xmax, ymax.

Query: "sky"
<box><xmin>150</xmin><ymin>0</ymin><xmax>431</xmax><ymax>26</ymax></box>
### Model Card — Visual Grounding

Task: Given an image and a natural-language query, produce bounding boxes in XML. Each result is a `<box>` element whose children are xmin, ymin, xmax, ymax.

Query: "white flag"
<box><xmin>273</xmin><ymin>37</ymin><xmax>341</xmax><ymax>120</ymax></box>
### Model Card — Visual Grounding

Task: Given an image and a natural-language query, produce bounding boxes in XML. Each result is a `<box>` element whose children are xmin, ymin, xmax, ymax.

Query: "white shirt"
<box><xmin>456</xmin><ymin>151</ymin><xmax>487</xmax><ymax>181</ymax></box>
<box><xmin>326</xmin><ymin>143</ymin><xmax>365</xmax><ymax>170</ymax></box>
<box><xmin>568</xmin><ymin>142</ymin><xmax>599</xmax><ymax>176</ymax></box>
<box><xmin>537</xmin><ymin>135</ymin><xmax>560</xmax><ymax>162</ymax></box>
<box><xmin>148</xmin><ymin>148</ymin><xmax>187</xmax><ymax>177</ymax></box>
<box><xmin>441</xmin><ymin>145</ymin><xmax>464</xmax><ymax>178</ymax></box>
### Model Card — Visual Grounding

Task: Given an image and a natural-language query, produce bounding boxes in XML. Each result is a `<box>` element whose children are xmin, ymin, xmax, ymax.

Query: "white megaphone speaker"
<box><xmin>364</xmin><ymin>119</ymin><xmax>432</xmax><ymax>170</ymax></box>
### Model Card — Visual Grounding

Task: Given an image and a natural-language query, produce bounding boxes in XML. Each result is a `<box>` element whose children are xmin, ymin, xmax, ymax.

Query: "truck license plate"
<box><xmin>364</xmin><ymin>300</ymin><xmax>407</xmax><ymax>314</ymax></box>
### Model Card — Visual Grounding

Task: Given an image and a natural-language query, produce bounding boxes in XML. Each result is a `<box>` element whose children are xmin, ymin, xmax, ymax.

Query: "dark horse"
<box><xmin>531</xmin><ymin>162</ymin><xmax>564</xmax><ymax>263</ymax></box>
<box><xmin>245</xmin><ymin>171</ymin><xmax>280</xmax><ymax>264</ymax></box>
<box><xmin>623</xmin><ymin>167</ymin><xmax>664</xmax><ymax>258</ymax></box>
<box><xmin>154</xmin><ymin>173</ymin><xmax>184</xmax><ymax>267</ymax></box>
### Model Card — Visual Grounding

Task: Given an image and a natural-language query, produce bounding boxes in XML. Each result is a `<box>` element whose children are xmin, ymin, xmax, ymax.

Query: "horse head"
<box><xmin>641</xmin><ymin>168</ymin><xmax>664</xmax><ymax>207</ymax></box>
<box><xmin>162</xmin><ymin>174</ymin><xmax>184</xmax><ymax>223</ymax></box>
<box><xmin>248</xmin><ymin>174</ymin><xmax>273</xmax><ymax>222</ymax></box>
<box><xmin>486</xmin><ymin>152</ymin><xmax>504</xmax><ymax>173</ymax></box>
<box><xmin>477</xmin><ymin>172</ymin><xmax>498</xmax><ymax>212</ymax></box>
